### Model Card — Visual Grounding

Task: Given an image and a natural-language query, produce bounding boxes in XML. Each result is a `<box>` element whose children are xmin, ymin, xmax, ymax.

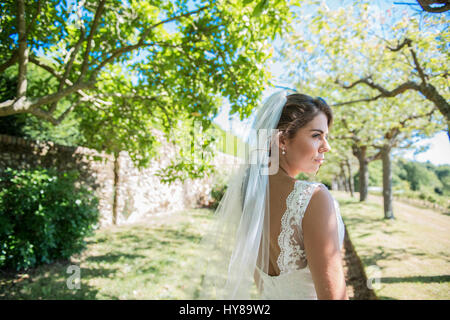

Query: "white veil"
<box><xmin>191</xmin><ymin>90</ymin><xmax>292</xmax><ymax>299</ymax></box>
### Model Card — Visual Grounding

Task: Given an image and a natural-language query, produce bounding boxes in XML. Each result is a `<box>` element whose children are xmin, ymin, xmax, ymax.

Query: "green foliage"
<box><xmin>0</xmin><ymin>71</ymin><xmax>26</xmax><ymax>137</ymax></box>
<box><xmin>281</xmin><ymin>1</ymin><xmax>446</xmax><ymax>189</ymax></box>
<box><xmin>0</xmin><ymin>65</ymin><xmax>86</xmax><ymax>146</ymax></box>
<box><xmin>0</xmin><ymin>167</ymin><xmax>99</xmax><ymax>271</ymax></box>
<box><xmin>352</xmin><ymin>160</ymin><xmax>383</xmax><ymax>189</ymax></box>
<box><xmin>395</xmin><ymin>158</ymin><xmax>444</xmax><ymax>193</ymax></box>
<box><xmin>1</xmin><ymin>0</ymin><xmax>296</xmax><ymax>181</ymax></box>
<box><xmin>209</xmin><ymin>183</ymin><xmax>228</xmax><ymax>210</ymax></box>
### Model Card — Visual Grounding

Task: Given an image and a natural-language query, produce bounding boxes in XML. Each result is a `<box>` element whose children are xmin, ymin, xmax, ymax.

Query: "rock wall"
<box><xmin>0</xmin><ymin>132</ymin><xmax>241</xmax><ymax>228</ymax></box>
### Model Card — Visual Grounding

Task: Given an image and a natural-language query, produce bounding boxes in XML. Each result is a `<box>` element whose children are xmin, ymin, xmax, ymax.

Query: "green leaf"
<box><xmin>252</xmin><ymin>0</ymin><xmax>269</xmax><ymax>17</ymax></box>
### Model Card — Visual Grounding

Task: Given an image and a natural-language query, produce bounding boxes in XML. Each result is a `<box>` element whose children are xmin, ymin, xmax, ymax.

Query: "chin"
<box><xmin>304</xmin><ymin>166</ymin><xmax>318</xmax><ymax>174</ymax></box>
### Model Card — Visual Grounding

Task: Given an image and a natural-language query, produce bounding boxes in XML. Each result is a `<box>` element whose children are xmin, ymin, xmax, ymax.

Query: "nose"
<box><xmin>320</xmin><ymin>138</ymin><xmax>331</xmax><ymax>153</ymax></box>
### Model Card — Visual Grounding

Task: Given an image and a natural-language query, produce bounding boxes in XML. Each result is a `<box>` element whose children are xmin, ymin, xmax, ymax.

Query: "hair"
<box><xmin>276</xmin><ymin>93</ymin><xmax>333</xmax><ymax>140</ymax></box>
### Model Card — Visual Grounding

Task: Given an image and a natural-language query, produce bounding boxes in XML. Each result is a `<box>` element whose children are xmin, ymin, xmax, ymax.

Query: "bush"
<box><xmin>209</xmin><ymin>183</ymin><xmax>228</xmax><ymax>210</ymax></box>
<box><xmin>0</xmin><ymin>167</ymin><xmax>99</xmax><ymax>271</ymax></box>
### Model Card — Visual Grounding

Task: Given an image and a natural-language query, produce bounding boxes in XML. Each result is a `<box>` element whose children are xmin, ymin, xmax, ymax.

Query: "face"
<box><xmin>279</xmin><ymin>112</ymin><xmax>331</xmax><ymax>176</ymax></box>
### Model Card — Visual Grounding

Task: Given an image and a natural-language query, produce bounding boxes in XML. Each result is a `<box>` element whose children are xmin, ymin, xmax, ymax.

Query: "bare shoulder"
<box><xmin>303</xmin><ymin>183</ymin><xmax>336</xmax><ymax>226</ymax></box>
<box><xmin>302</xmin><ymin>183</ymin><xmax>347</xmax><ymax>299</ymax></box>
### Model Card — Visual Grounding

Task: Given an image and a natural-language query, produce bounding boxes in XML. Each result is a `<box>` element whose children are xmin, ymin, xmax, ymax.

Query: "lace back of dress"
<box><xmin>276</xmin><ymin>181</ymin><xmax>321</xmax><ymax>274</ymax></box>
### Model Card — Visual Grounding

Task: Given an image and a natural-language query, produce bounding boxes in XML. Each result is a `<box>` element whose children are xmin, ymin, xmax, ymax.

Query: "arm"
<box><xmin>302</xmin><ymin>185</ymin><xmax>349</xmax><ymax>300</ymax></box>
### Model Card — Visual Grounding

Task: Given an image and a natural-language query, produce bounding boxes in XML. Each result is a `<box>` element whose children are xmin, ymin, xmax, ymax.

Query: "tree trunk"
<box><xmin>346</xmin><ymin>159</ymin><xmax>354</xmax><ymax>197</ymax></box>
<box><xmin>354</xmin><ymin>146</ymin><xmax>369</xmax><ymax>202</ymax></box>
<box><xmin>17</xmin><ymin>0</ymin><xmax>28</xmax><ymax>99</ymax></box>
<box><xmin>337</xmin><ymin>176</ymin><xmax>344</xmax><ymax>191</ymax></box>
<box><xmin>340</xmin><ymin>163</ymin><xmax>349</xmax><ymax>192</ymax></box>
<box><xmin>332</xmin><ymin>179</ymin><xmax>338</xmax><ymax>191</ymax></box>
<box><xmin>112</xmin><ymin>152</ymin><xmax>120</xmax><ymax>225</ymax></box>
<box><xmin>381</xmin><ymin>145</ymin><xmax>395</xmax><ymax>219</ymax></box>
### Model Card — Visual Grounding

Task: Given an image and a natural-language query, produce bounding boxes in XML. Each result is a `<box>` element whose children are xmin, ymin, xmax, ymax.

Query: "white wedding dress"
<box><xmin>257</xmin><ymin>180</ymin><xmax>345</xmax><ymax>300</ymax></box>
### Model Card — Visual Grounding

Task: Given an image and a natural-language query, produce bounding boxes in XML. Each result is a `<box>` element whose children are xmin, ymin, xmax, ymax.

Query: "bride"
<box><xmin>192</xmin><ymin>90</ymin><xmax>348</xmax><ymax>300</ymax></box>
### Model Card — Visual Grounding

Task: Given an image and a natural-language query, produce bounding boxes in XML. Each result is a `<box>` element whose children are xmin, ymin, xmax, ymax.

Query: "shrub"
<box><xmin>427</xmin><ymin>194</ymin><xmax>437</xmax><ymax>203</ymax></box>
<box><xmin>209</xmin><ymin>183</ymin><xmax>228</xmax><ymax>210</ymax></box>
<box><xmin>0</xmin><ymin>167</ymin><xmax>99</xmax><ymax>271</ymax></box>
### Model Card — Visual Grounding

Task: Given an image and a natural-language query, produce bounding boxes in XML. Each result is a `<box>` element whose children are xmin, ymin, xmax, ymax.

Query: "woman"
<box><xmin>193</xmin><ymin>90</ymin><xmax>348</xmax><ymax>300</ymax></box>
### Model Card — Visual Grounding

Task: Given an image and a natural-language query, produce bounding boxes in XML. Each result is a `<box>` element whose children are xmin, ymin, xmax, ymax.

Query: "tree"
<box><xmin>279</xmin><ymin>1</ymin><xmax>446</xmax><ymax>218</ymax></box>
<box><xmin>397</xmin><ymin>159</ymin><xmax>444</xmax><ymax>192</ymax></box>
<box><xmin>0</xmin><ymin>0</ymin><xmax>296</xmax><ymax>179</ymax></box>
<box><xmin>329</xmin><ymin>6</ymin><xmax>449</xmax><ymax>137</ymax></box>
<box><xmin>370</xmin><ymin>98</ymin><xmax>438</xmax><ymax>219</ymax></box>
<box><xmin>416</xmin><ymin>0</ymin><xmax>450</xmax><ymax>13</ymax></box>
<box><xmin>394</xmin><ymin>1</ymin><xmax>450</xmax><ymax>14</ymax></box>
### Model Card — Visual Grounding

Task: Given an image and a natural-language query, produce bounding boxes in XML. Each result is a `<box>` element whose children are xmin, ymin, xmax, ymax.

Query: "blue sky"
<box><xmin>212</xmin><ymin>0</ymin><xmax>449</xmax><ymax>166</ymax></box>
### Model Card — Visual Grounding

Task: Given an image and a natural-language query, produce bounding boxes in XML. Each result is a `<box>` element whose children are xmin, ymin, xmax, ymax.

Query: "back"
<box><xmin>266</xmin><ymin>172</ymin><xmax>320</xmax><ymax>276</ymax></box>
<box><xmin>255</xmin><ymin>172</ymin><xmax>345</xmax><ymax>299</ymax></box>
<box><xmin>265</xmin><ymin>171</ymin><xmax>345</xmax><ymax>277</ymax></box>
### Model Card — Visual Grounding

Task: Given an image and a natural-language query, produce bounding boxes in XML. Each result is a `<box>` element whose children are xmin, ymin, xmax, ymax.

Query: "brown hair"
<box><xmin>277</xmin><ymin>93</ymin><xmax>333</xmax><ymax>140</ymax></box>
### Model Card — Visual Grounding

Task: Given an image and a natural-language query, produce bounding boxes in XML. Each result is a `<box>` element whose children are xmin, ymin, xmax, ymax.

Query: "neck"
<box><xmin>278</xmin><ymin>164</ymin><xmax>293</xmax><ymax>178</ymax></box>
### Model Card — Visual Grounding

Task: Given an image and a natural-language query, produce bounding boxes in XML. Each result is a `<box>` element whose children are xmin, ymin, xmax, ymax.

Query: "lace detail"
<box><xmin>276</xmin><ymin>181</ymin><xmax>320</xmax><ymax>275</ymax></box>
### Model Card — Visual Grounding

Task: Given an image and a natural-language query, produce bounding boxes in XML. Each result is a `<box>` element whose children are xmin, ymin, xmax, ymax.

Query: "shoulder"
<box><xmin>302</xmin><ymin>182</ymin><xmax>336</xmax><ymax>225</ymax></box>
<box><xmin>311</xmin><ymin>183</ymin><xmax>332</xmax><ymax>201</ymax></box>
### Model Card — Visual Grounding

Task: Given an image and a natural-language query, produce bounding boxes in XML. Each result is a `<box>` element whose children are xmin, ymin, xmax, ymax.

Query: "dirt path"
<box><xmin>367</xmin><ymin>193</ymin><xmax>449</xmax><ymax>231</ymax></box>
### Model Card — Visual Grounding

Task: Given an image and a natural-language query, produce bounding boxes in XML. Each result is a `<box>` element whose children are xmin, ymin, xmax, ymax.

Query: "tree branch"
<box><xmin>334</xmin><ymin>36</ymin><xmax>449</xmax><ymax>127</ymax></box>
<box><xmin>79</xmin><ymin>0</ymin><xmax>106</xmax><ymax>81</ymax></box>
<box><xmin>0</xmin><ymin>80</ymin><xmax>93</xmax><ymax>118</ymax></box>
<box><xmin>51</xmin><ymin>27</ymin><xmax>86</xmax><ymax>114</ymax></box>
<box><xmin>28</xmin><ymin>55</ymin><xmax>109</xmax><ymax>110</ymax></box>
<box><xmin>367</xmin><ymin>149</ymin><xmax>382</xmax><ymax>162</ymax></box>
<box><xmin>333</xmin><ymin>78</ymin><xmax>421</xmax><ymax>106</ymax></box>
<box><xmin>30</xmin><ymin>99</ymin><xmax>83</xmax><ymax>125</ymax></box>
<box><xmin>388</xmin><ymin>38</ymin><xmax>428</xmax><ymax>84</ymax></box>
<box><xmin>416</xmin><ymin>0</ymin><xmax>450</xmax><ymax>13</ymax></box>
<box><xmin>91</xmin><ymin>6</ymin><xmax>209</xmax><ymax>81</ymax></box>
<box><xmin>17</xmin><ymin>0</ymin><xmax>28</xmax><ymax>99</ymax></box>
<box><xmin>387</xmin><ymin>38</ymin><xmax>412</xmax><ymax>52</ymax></box>
<box><xmin>96</xmin><ymin>93</ymin><xmax>158</xmax><ymax>101</ymax></box>
<box><xmin>0</xmin><ymin>51</ymin><xmax>19</xmax><ymax>74</ymax></box>
<box><xmin>29</xmin><ymin>55</ymin><xmax>60</xmax><ymax>77</ymax></box>
<box><xmin>407</xmin><ymin>43</ymin><xmax>428</xmax><ymax>84</ymax></box>
<box><xmin>140</xmin><ymin>5</ymin><xmax>209</xmax><ymax>41</ymax></box>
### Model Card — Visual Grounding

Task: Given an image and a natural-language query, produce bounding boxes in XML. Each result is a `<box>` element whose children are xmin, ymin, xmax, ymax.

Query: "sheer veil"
<box><xmin>190</xmin><ymin>90</ymin><xmax>292</xmax><ymax>299</ymax></box>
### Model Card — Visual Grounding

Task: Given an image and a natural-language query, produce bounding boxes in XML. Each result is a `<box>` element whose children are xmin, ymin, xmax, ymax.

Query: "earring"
<box><xmin>282</xmin><ymin>148</ymin><xmax>286</xmax><ymax>155</ymax></box>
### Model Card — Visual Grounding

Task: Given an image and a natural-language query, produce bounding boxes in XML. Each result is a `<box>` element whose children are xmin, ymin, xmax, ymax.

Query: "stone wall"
<box><xmin>0</xmin><ymin>132</ymin><xmax>241</xmax><ymax>228</ymax></box>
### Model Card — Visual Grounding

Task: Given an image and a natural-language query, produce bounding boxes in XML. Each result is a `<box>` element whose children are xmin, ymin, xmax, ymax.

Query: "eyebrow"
<box><xmin>310</xmin><ymin>129</ymin><xmax>328</xmax><ymax>135</ymax></box>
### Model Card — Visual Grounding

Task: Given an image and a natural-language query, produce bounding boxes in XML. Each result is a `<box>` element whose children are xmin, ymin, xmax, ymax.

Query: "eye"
<box><xmin>313</xmin><ymin>134</ymin><xmax>329</xmax><ymax>140</ymax></box>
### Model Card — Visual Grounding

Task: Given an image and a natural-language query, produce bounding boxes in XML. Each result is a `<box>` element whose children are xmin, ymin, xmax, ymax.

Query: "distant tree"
<box><xmin>397</xmin><ymin>159</ymin><xmax>443</xmax><ymax>192</ymax></box>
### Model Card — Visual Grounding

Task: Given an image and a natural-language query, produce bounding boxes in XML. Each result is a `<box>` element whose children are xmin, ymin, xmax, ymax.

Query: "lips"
<box><xmin>315</xmin><ymin>158</ymin><xmax>324</xmax><ymax>163</ymax></box>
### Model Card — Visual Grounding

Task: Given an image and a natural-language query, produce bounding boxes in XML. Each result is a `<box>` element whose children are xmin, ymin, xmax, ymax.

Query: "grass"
<box><xmin>331</xmin><ymin>190</ymin><xmax>450</xmax><ymax>300</ymax></box>
<box><xmin>1</xmin><ymin>191</ymin><xmax>449</xmax><ymax>300</ymax></box>
<box><xmin>0</xmin><ymin>208</ymin><xmax>214</xmax><ymax>300</ymax></box>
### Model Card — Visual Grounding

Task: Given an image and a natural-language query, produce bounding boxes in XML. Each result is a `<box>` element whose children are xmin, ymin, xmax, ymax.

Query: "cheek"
<box><xmin>291</xmin><ymin>140</ymin><xmax>316</xmax><ymax>159</ymax></box>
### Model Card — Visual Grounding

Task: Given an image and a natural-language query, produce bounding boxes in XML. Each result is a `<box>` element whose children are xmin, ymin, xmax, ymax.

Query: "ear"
<box><xmin>278</xmin><ymin>131</ymin><xmax>288</xmax><ymax>149</ymax></box>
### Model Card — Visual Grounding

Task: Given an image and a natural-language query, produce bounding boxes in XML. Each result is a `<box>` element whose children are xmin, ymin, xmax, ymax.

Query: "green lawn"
<box><xmin>1</xmin><ymin>191</ymin><xmax>449</xmax><ymax>300</ymax></box>
<box><xmin>0</xmin><ymin>208</ymin><xmax>213</xmax><ymax>300</ymax></box>
<box><xmin>332</xmin><ymin>190</ymin><xmax>450</xmax><ymax>300</ymax></box>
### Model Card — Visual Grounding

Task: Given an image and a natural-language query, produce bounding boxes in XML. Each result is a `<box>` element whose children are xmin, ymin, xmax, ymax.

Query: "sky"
<box><xmin>212</xmin><ymin>0</ymin><xmax>450</xmax><ymax>166</ymax></box>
